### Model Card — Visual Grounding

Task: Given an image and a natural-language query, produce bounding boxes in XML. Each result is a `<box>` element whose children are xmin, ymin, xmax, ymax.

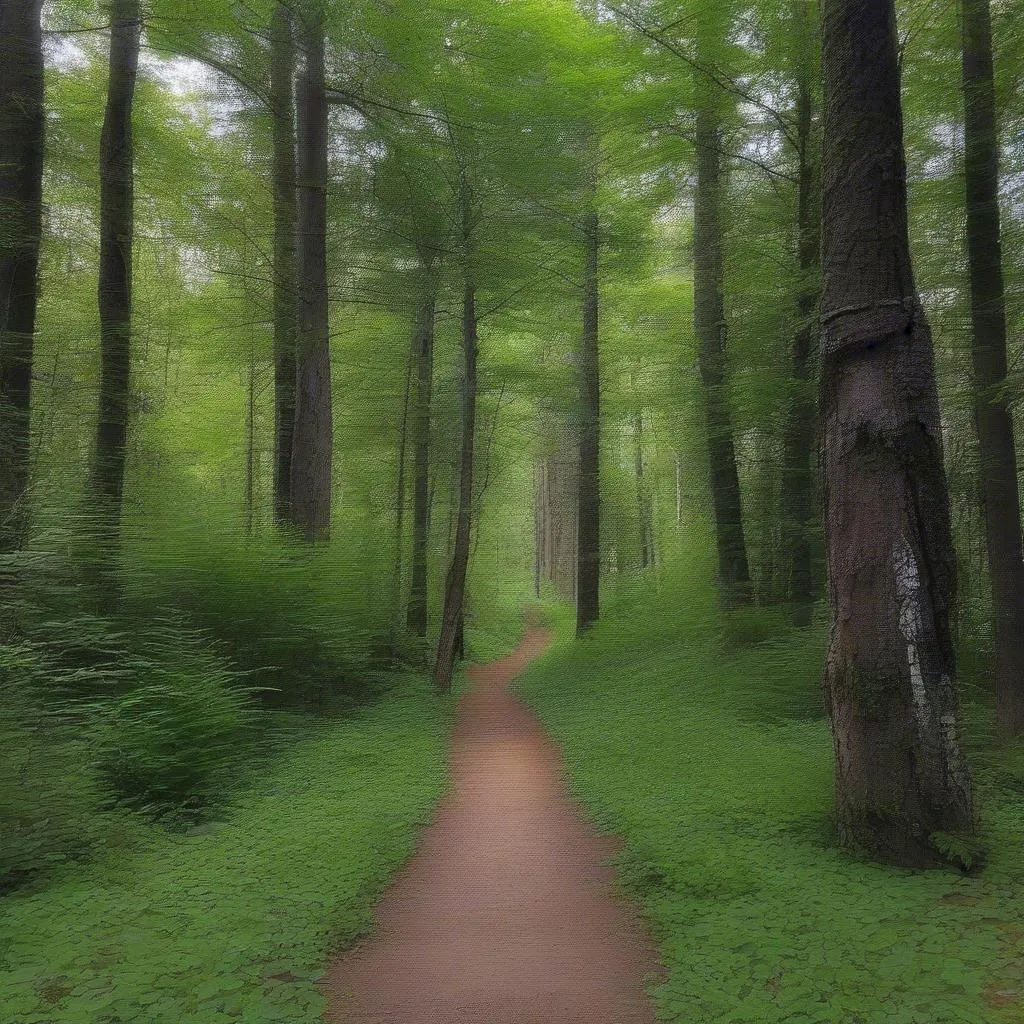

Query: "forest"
<box><xmin>2</xmin><ymin>0</ymin><xmax>1024</xmax><ymax>1020</ymax></box>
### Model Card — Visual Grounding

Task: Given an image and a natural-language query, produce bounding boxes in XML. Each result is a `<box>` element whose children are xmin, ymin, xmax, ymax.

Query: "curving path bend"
<box><xmin>324</xmin><ymin>628</ymin><xmax>661</xmax><ymax>1024</ymax></box>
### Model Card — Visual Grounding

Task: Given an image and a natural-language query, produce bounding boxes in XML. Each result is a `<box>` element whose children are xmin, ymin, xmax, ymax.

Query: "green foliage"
<box><xmin>518</xmin><ymin>578</ymin><xmax>1024</xmax><ymax>1024</ymax></box>
<box><xmin>0</xmin><ymin>680</ymin><xmax>450</xmax><ymax>1024</ymax></box>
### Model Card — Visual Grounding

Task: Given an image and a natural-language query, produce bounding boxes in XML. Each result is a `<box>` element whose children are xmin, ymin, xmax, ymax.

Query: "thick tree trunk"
<box><xmin>90</xmin><ymin>0</ymin><xmax>141</xmax><ymax>514</ymax></box>
<box><xmin>270</xmin><ymin>0</ymin><xmax>298</xmax><ymax>526</ymax></box>
<box><xmin>820</xmin><ymin>0</ymin><xmax>974</xmax><ymax>865</ymax></box>
<box><xmin>694</xmin><ymin>107</ymin><xmax>752</xmax><ymax>609</ymax></box>
<box><xmin>289</xmin><ymin>5</ymin><xmax>332</xmax><ymax>541</ymax></box>
<box><xmin>0</xmin><ymin>0</ymin><xmax>45</xmax><ymax>553</ymax></box>
<box><xmin>406</xmin><ymin>279</ymin><xmax>436</xmax><ymax>636</ymax></box>
<box><xmin>576</xmin><ymin>209</ymin><xmax>601</xmax><ymax>633</ymax></box>
<box><xmin>961</xmin><ymin>0</ymin><xmax>1024</xmax><ymax>734</ymax></box>
<box><xmin>781</xmin><ymin>4</ymin><xmax>820</xmax><ymax>627</ymax></box>
<box><xmin>433</xmin><ymin>264</ymin><xmax>477</xmax><ymax>693</ymax></box>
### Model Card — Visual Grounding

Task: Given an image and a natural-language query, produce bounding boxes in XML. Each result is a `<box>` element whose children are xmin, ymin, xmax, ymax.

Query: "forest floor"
<box><xmin>323</xmin><ymin>627</ymin><xmax>661</xmax><ymax>1023</ymax></box>
<box><xmin>0</xmin><ymin>678</ymin><xmax>451</xmax><ymax>1024</ymax></box>
<box><xmin>517</xmin><ymin>591</ymin><xmax>1024</xmax><ymax>1024</ymax></box>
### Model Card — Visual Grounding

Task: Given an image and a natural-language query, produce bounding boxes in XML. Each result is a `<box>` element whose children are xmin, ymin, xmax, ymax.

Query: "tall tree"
<box><xmin>779</xmin><ymin>0</ymin><xmax>820</xmax><ymax>626</ymax></box>
<box><xmin>289</xmin><ymin>1</ymin><xmax>332</xmax><ymax>541</ymax></box>
<box><xmin>0</xmin><ymin>0</ymin><xmax>45</xmax><ymax>553</ymax></box>
<box><xmin>819</xmin><ymin>0</ymin><xmax>974</xmax><ymax>865</ymax></box>
<box><xmin>576</xmin><ymin>204</ymin><xmax>601</xmax><ymax>632</ymax></box>
<box><xmin>270</xmin><ymin>0</ymin><xmax>298</xmax><ymax>526</ymax></box>
<box><xmin>693</xmin><ymin>99</ymin><xmax>752</xmax><ymax>609</ymax></box>
<box><xmin>960</xmin><ymin>0</ymin><xmax>1024</xmax><ymax>734</ymax></box>
<box><xmin>433</xmin><ymin>179</ymin><xmax>478</xmax><ymax>693</ymax></box>
<box><xmin>89</xmin><ymin>0</ymin><xmax>142</xmax><ymax>522</ymax></box>
<box><xmin>406</xmin><ymin>252</ymin><xmax>438</xmax><ymax>637</ymax></box>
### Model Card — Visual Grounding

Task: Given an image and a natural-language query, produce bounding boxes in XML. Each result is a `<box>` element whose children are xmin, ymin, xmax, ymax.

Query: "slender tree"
<box><xmin>289</xmin><ymin>1</ymin><xmax>332</xmax><ymax>541</ymax></box>
<box><xmin>576</xmin><ymin>206</ymin><xmax>601</xmax><ymax>632</ymax></box>
<box><xmin>406</xmin><ymin>256</ymin><xmax>437</xmax><ymax>637</ymax></box>
<box><xmin>819</xmin><ymin>0</ymin><xmax>974</xmax><ymax>865</ymax></box>
<box><xmin>693</xmin><ymin>101</ymin><xmax>752</xmax><ymax>609</ymax></box>
<box><xmin>779</xmin><ymin>0</ymin><xmax>820</xmax><ymax>626</ymax></box>
<box><xmin>0</xmin><ymin>0</ymin><xmax>45</xmax><ymax>553</ymax></box>
<box><xmin>434</xmin><ymin>180</ymin><xmax>477</xmax><ymax>693</ymax></box>
<box><xmin>960</xmin><ymin>0</ymin><xmax>1024</xmax><ymax>734</ymax></box>
<box><xmin>270</xmin><ymin>0</ymin><xmax>298</xmax><ymax>525</ymax></box>
<box><xmin>89</xmin><ymin>0</ymin><xmax>142</xmax><ymax>526</ymax></box>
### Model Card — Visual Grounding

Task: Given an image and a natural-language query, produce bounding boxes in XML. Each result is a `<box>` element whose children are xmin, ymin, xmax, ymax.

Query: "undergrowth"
<box><xmin>0</xmin><ymin>680</ymin><xmax>451</xmax><ymax>1024</ymax></box>
<box><xmin>517</xmin><ymin>576</ymin><xmax>1024</xmax><ymax>1024</ymax></box>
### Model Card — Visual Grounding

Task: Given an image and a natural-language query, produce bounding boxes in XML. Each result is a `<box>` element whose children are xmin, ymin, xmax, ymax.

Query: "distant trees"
<box><xmin>960</xmin><ymin>0</ymin><xmax>1024</xmax><ymax>735</ymax></box>
<box><xmin>0</xmin><ymin>0</ymin><xmax>45</xmax><ymax>554</ymax></box>
<box><xmin>819</xmin><ymin>0</ymin><xmax>974</xmax><ymax>864</ymax></box>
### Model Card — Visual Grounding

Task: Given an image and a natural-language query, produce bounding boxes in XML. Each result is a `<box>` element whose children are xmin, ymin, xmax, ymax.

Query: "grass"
<box><xmin>516</xmin><ymin>581</ymin><xmax>1024</xmax><ymax>1024</ymax></box>
<box><xmin>0</xmin><ymin>678</ymin><xmax>451</xmax><ymax>1024</ymax></box>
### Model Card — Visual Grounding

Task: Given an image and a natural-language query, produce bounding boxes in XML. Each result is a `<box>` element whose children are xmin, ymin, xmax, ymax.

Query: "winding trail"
<box><xmin>324</xmin><ymin>628</ymin><xmax>661</xmax><ymax>1023</ymax></box>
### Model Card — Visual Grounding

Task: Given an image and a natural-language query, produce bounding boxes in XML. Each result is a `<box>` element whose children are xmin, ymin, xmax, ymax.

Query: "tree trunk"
<box><xmin>0</xmin><ymin>0</ymin><xmax>45</xmax><ymax>554</ymax></box>
<box><xmin>433</xmin><ymin>261</ymin><xmax>477</xmax><ymax>693</ymax></box>
<box><xmin>289</xmin><ymin>4</ymin><xmax>332</xmax><ymax>542</ymax></box>
<box><xmin>270</xmin><ymin>0</ymin><xmax>298</xmax><ymax>526</ymax></box>
<box><xmin>820</xmin><ymin>0</ymin><xmax>974</xmax><ymax>866</ymax></box>
<box><xmin>694</xmin><ymin>106</ymin><xmax>752</xmax><ymax>609</ymax></box>
<box><xmin>961</xmin><ymin>0</ymin><xmax>1024</xmax><ymax>734</ymax></box>
<box><xmin>244</xmin><ymin>345</ymin><xmax>256</xmax><ymax>536</ymax></box>
<box><xmin>780</xmin><ymin>1</ymin><xmax>820</xmax><ymax>627</ymax></box>
<box><xmin>407</xmin><ymin>275</ymin><xmax>436</xmax><ymax>636</ymax></box>
<box><xmin>576</xmin><ymin>209</ymin><xmax>601</xmax><ymax>633</ymax></box>
<box><xmin>90</xmin><ymin>0</ymin><xmax>141</xmax><ymax>514</ymax></box>
<box><xmin>391</xmin><ymin>336</ymin><xmax>414</xmax><ymax>635</ymax></box>
<box><xmin>633</xmin><ymin>408</ymin><xmax>652</xmax><ymax>569</ymax></box>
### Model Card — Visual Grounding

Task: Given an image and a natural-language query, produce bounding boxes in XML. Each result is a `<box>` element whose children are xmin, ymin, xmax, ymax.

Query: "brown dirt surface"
<box><xmin>323</xmin><ymin>627</ymin><xmax>662</xmax><ymax>1023</ymax></box>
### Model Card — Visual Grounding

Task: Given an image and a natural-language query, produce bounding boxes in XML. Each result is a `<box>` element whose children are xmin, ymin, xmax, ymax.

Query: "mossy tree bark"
<box><xmin>820</xmin><ymin>0</ymin><xmax>974</xmax><ymax>865</ymax></box>
<box><xmin>0</xmin><ymin>0</ymin><xmax>45</xmax><ymax>554</ymax></box>
<box><xmin>960</xmin><ymin>0</ymin><xmax>1024</xmax><ymax>735</ymax></box>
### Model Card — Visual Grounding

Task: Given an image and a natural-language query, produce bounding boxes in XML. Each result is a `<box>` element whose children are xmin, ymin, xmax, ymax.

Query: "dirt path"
<box><xmin>324</xmin><ymin>628</ymin><xmax>661</xmax><ymax>1024</ymax></box>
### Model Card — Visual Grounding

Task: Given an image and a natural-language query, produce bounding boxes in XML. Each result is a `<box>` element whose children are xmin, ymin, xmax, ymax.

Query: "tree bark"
<box><xmin>694</xmin><ymin>106</ymin><xmax>752</xmax><ymax>609</ymax></box>
<box><xmin>820</xmin><ymin>0</ymin><xmax>974</xmax><ymax>865</ymax></box>
<box><xmin>0</xmin><ymin>0</ymin><xmax>45</xmax><ymax>553</ymax></box>
<box><xmin>576</xmin><ymin>209</ymin><xmax>601</xmax><ymax>633</ymax></box>
<box><xmin>433</xmin><ymin>256</ymin><xmax>477</xmax><ymax>693</ymax></box>
<box><xmin>407</xmin><ymin>273</ymin><xmax>436</xmax><ymax>636</ymax></box>
<box><xmin>961</xmin><ymin>0</ymin><xmax>1024</xmax><ymax>734</ymax></box>
<box><xmin>289</xmin><ymin>4</ymin><xmax>332</xmax><ymax>542</ymax></box>
<box><xmin>391</xmin><ymin>336</ymin><xmax>414</xmax><ymax>635</ymax></box>
<box><xmin>270</xmin><ymin>0</ymin><xmax>298</xmax><ymax>526</ymax></box>
<box><xmin>780</xmin><ymin>0</ymin><xmax>820</xmax><ymax>627</ymax></box>
<box><xmin>90</xmin><ymin>0</ymin><xmax>141</xmax><ymax>515</ymax></box>
<box><xmin>633</xmin><ymin>408</ymin><xmax>653</xmax><ymax>569</ymax></box>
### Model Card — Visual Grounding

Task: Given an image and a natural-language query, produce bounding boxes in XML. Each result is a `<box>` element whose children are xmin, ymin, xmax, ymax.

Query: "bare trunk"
<box><xmin>407</xmin><ymin>276</ymin><xmax>436</xmax><ymax>636</ymax></box>
<box><xmin>633</xmin><ymin>408</ymin><xmax>652</xmax><ymax>569</ymax></box>
<box><xmin>391</xmin><ymin>337</ymin><xmax>414</xmax><ymax>634</ymax></box>
<box><xmin>433</xmin><ymin>261</ymin><xmax>477</xmax><ymax>693</ymax></box>
<box><xmin>961</xmin><ymin>0</ymin><xmax>1024</xmax><ymax>734</ymax></box>
<box><xmin>90</xmin><ymin>0</ymin><xmax>141</xmax><ymax>516</ymax></box>
<box><xmin>0</xmin><ymin>0</ymin><xmax>45</xmax><ymax>553</ymax></box>
<box><xmin>271</xmin><ymin>1</ymin><xmax>298</xmax><ymax>525</ymax></box>
<box><xmin>289</xmin><ymin>5</ymin><xmax>332</xmax><ymax>541</ymax></box>
<box><xmin>694</xmin><ymin>106</ymin><xmax>752</xmax><ymax>609</ymax></box>
<box><xmin>245</xmin><ymin>346</ymin><xmax>256</xmax><ymax>536</ymax></box>
<box><xmin>820</xmin><ymin>0</ymin><xmax>974</xmax><ymax>865</ymax></box>
<box><xmin>781</xmin><ymin>0</ymin><xmax>820</xmax><ymax>627</ymax></box>
<box><xmin>576</xmin><ymin>209</ymin><xmax>601</xmax><ymax>633</ymax></box>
